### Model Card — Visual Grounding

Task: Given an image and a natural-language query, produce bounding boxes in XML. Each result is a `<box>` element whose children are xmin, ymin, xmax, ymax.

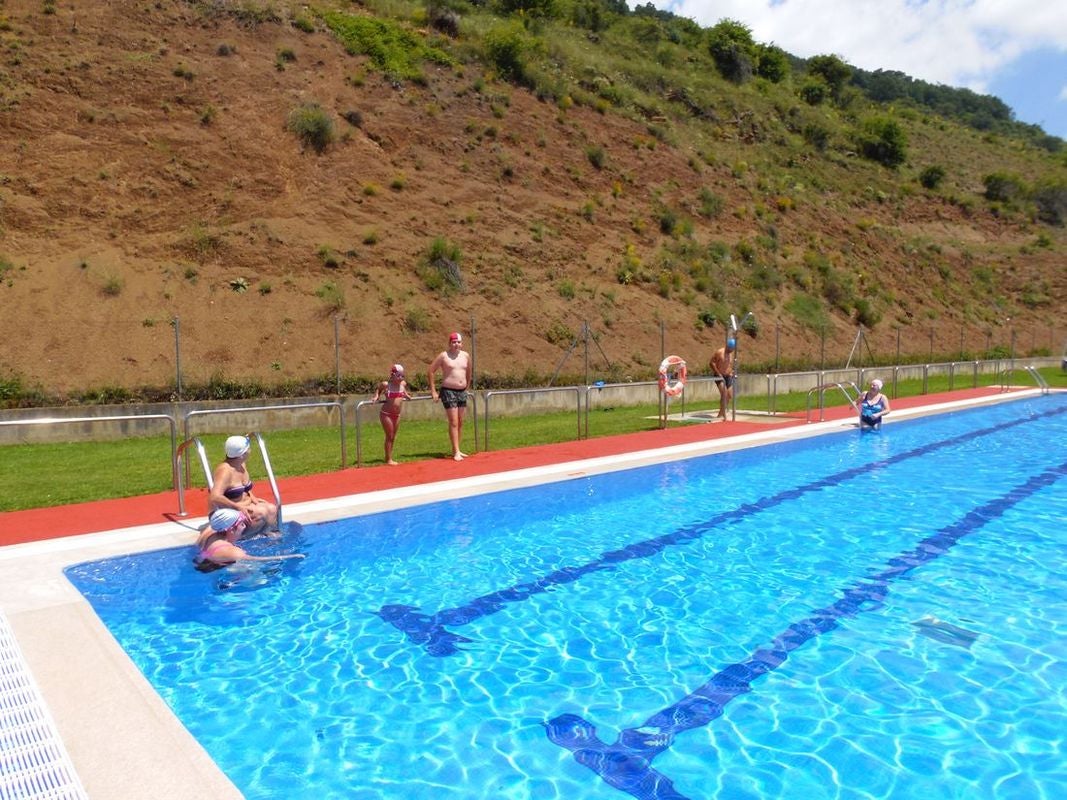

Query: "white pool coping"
<box><xmin>0</xmin><ymin>389</ymin><xmax>1048</xmax><ymax>799</ymax></box>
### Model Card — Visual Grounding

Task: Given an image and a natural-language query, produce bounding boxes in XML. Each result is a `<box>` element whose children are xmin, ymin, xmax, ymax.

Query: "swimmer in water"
<box><xmin>193</xmin><ymin>508</ymin><xmax>304</xmax><ymax>572</ymax></box>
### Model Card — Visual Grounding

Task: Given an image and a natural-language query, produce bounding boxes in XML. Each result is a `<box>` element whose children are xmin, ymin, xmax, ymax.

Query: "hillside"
<box><xmin>0</xmin><ymin>0</ymin><xmax>1064</xmax><ymax>403</ymax></box>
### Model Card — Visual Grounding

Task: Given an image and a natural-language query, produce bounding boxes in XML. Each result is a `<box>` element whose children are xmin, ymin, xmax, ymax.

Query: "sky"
<box><xmin>653</xmin><ymin>0</ymin><xmax>1067</xmax><ymax>140</ymax></box>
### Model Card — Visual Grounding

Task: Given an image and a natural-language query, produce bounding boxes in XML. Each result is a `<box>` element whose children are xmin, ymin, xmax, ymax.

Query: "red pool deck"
<box><xmin>0</xmin><ymin>387</ymin><xmax>1021</xmax><ymax>547</ymax></box>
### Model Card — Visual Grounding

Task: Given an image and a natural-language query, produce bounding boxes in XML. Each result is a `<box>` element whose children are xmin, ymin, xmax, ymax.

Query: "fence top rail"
<box><xmin>353</xmin><ymin>394</ymin><xmax>434</xmax><ymax>408</ymax></box>
<box><xmin>484</xmin><ymin>386</ymin><xmax>581</xmax><ymax>398</ymax></box>
<box><xmin>184</xmin><ymin>401</ymin><xmax>343</xmax><ymax>422</ymax></box>
<box><xmin>0</xmin><ymin>413</ymin><xmax>176</xmax><ymax>427</ymax></box>
<box><xmin>584</xmin><ymin>380</ymin><xmax>659</xmax><ymax>391</ymax></box>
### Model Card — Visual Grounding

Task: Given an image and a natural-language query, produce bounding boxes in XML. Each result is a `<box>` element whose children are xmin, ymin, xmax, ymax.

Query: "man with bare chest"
<box><xmin>428</xmin><ymin>332</ymin><xmax>473</xmax><ymax>460</ymax></box>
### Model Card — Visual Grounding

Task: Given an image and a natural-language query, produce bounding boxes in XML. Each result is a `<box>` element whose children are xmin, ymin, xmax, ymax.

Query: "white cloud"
<box><xmin>657</xmin><ymin>0</ymin><xmax>1067</xmax><ymax>92</ymax></box>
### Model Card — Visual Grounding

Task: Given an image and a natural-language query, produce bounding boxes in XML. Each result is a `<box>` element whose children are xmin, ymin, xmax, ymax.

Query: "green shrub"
<box><xmin>982</xmin><ymin>172</ymin><xmax>1026</xmax><ymax>202</ymax></box>
<box><xmin>321</xmin><ymin>10</ymin><xmax>452</xmax><ymax>83</ymax></box>
<box><xmin>854</xmin><ymin>298</ymin><xmax>882</xmax><ymax>327</ymax></box>
<box><xmin>287</xmin><ymin>103</ymin><xmax>334</xmax><ymax>154</ymax></box>
<box><xmin>707</xmin><ymin>19</ymin><xmax>756</xmax><ymax>83</ymax></box>
<box><xmin>317</xmin><ymin>246</ymin><xmax>340</xmax><ymax>268</ymax></box>
<box><xmin>404</xmin><ymin>307</ymin><xmax>429</xmax><ymax>333</ymax></box>
<box><xmin>918</xmin><ymin>165</ymin><xmax>946</xmax><ymax>189</ymax></box>
<box><xmin>799</xmin><ymin>79</ymin><xmax>828</xmax><ymax>106</ymax></box>
<box><xmin>484</xmin><ymin>22</ymin><xmax>531</xmax><ymax>83</ymax></box>
<box><xmin>658</xmin><ymin>207</ymin><xmax>678</xmax><ymax>235</ymax></box>
<box><xmin>1031</xmin><ymin>179</ymin><xmax>1066</xmax><ymax>225</ymax></box>
<box><xmin>315</xmin><ymin>281</ymin><xmax>345</xmax><ymax>312</ymax></box>
<box><xmin>101</xmin><ymin>275</ymin><xmax>124</xmax><ymax>296</ymax></box>
<box><xmin>756</xmin><ymin>44</ymin><xmax>789</xmax><ymax>83</ymax></box>
<box><xmin>418</xmin><ymin>237</ymin><xmax>464</xmax><ymax>294</ymax></box>
<box><xmin>558</xmin><ymin>280</ymin><xmax>575</xmax><ymax>299</ymax></box>
<box><xmin>585</xmin><ymin>144</ymin><xmax>606</xmax><ymax>170</ymax></box>
<box><xmin>806</xmin><ymin>54</ymin><xmax>851</xmax><ymax>100</ymax></box>
<box><xmin>857</xmin><ymin>116</ymin><xmax>908</xmax><ymax>168</ymax></box>
<box><xmin>545</xmin><ymin>320</ymin><xmax>573</xmax><ymax>346</ymax></box>
<box><xmin>697</xmin><ymin>187</ymin><xmax>724</xmax><ymax>218</ymax></box>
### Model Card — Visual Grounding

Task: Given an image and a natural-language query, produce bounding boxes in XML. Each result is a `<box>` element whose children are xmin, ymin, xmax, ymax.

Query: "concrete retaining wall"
<box><xmin>0</xmin><ymin>359</ymin><xmax>1054</xmax><ymax>445</ymax></box>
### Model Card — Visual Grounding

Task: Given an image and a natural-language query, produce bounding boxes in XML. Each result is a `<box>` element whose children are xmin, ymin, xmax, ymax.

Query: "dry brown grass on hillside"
<box><xmin>0</xmin><ymin>0</ymin><xmax>1063</xmax><ymax>399</ymax></box>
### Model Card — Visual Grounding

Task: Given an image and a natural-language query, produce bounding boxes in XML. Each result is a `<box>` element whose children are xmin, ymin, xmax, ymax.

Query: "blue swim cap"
<box><xmin>727</xmin><ymin>338</ymin><xmax>736</xmax><ymax>348</ymax></box>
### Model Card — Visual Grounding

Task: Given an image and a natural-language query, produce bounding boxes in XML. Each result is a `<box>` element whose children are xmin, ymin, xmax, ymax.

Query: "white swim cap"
<box><xmin>224</xmin><ymin>435</ymin><xmax>250</xmax><ymax>458</ymax></box>
<box><xmin>871</xmin><ymin>379</ymin><xmax>883</xmax><ymax>390</ymax></box>
<box><xmin>209</xmin><ymin>508</ymin><xmax>244</xmax><ymax>532</ymax></box>
<box><xmin>391</xmin><ymin>363</ymin><xmax>404</xmax><ymax>375</ymax></box>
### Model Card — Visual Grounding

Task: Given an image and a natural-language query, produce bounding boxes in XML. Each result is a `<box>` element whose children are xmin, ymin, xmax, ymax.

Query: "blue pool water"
<box><xmin>67</xmin><ymin>396</ymin><xmax>1067</xmax><ymax>799</ymax></box>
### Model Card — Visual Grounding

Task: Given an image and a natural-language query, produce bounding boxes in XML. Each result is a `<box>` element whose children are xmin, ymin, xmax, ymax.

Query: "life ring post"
<box><xmin>658</xmin><ymin>355</ymin><xmax>688</xmax><ymax>426</ymax></box>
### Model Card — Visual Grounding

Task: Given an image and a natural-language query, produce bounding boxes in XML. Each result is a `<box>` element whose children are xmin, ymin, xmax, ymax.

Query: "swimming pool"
<box><xmin>66</xmin><ymin>395</ymin><xmax>1067</xmax><ymax>799</ymax></box>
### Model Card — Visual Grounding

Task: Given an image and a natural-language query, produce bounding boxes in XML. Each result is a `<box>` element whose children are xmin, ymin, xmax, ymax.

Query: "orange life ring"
<box><xmin>658</xmin><ymin>356</ymin><xmax>687</xmax><ymax>398</ymax></box>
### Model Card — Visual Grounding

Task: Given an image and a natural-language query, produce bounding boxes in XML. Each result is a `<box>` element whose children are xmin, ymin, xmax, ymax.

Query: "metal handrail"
<box><xmin>176</xmin><ymin>431</ymin><xmax>285</xmax><ymax>527</ymax></box>
<box><xmin>0</xmin><ymin>412</ymin><xmax>179</xmax><ymax>502</ymax></box>
<box><xmin>583</xmin><ymin>380</ymin><xmax>658</xmax><ymax>438</ymax></box>
<box><xmin>250</xmin><ymin>431</ymin><xmax>284</xmax><ymax>528</ymax></box>
<box><xmin>183</xmin><ymin>401</ymin><xmax>346</xmax><ymax>467</ymax></box>
<box><xmin>352</xmin><ymin>394</ymin><xmax>431</xmax><ymax>467</ymax></box>
<box><xmin>174</xmin><ymin>436</ymin><xmax>212</xmax><ymax>517</ymax></box>
<box><xmin>484</xmin><ymin>387</ymin><xmax>580</xmax><ymax>451</ymax></box>
<box><xmin>1024</xmin><ymin>366</ymin><xmax>1050</xmax><ymax>395</ymax></box>
<box><xmin>806</xmin><ymin>381</ymin><xmax>860</xmax><ymax>423</ymax></box>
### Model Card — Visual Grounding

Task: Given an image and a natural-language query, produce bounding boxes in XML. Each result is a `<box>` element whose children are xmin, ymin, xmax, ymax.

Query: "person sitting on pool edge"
<box><xmin>193</xmin><ymin>508</ymin><xmax>305</xmax><ymax>572</ymax></box>
<box><xmin>208</xmin><ymin>435</ymin><xmax>278</xmax><ymax>536</ymax></box>
<box><xmin>859</xmin><ymin>378</ymin><xmax>891</xmax><ymax>429</ymax></box>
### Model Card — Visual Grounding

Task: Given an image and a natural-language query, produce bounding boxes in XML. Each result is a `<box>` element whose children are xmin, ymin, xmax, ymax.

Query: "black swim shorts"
<box><xmin>439</xmin><ymin>386</ymin><xmax>468</xmax><ymax>409</ymax></box>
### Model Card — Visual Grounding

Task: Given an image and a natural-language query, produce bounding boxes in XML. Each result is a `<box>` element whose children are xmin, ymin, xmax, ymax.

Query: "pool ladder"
<box><xmin>1024</xmin><ymin>366</ymin><xmax>1050</xmax><ymax>395</ymax></box>
<box><xmin>175</xmin><ymin>432</ymin><xmax>284</xmax><ymax>526</ymax></box>
<box><xmin>806</xmin><ymin>381</ymin><xmax>861</xmax><ymax>423</ymax></box>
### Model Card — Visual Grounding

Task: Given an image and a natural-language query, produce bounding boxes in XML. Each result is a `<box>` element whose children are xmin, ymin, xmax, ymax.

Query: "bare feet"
<box><xmin>386</xmin><ymin>459</ymin><xmax>399</xmax><ymax>466</ymax></box>
<box><xmin>453</xmin><ymin>452</ymin><xmax>465</xmax><ymax>461</ymax></box>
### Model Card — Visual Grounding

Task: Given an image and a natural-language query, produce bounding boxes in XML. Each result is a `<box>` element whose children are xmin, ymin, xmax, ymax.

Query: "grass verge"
<box><xmin>1</xmin><ymin>369</ymin><xmax>1061</xmax><ymax>512</ymax></box>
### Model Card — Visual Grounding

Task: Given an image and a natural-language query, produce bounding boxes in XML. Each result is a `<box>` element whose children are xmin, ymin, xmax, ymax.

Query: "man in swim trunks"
<box><xmin>428</xmin><ymin>332</ymin><xmax>473</xmax><ymax>461</ymax></box>
<box><xmin>710</xmin><ymin>338</ymin><xmax>736</xmax><ymax>420</ymax></box>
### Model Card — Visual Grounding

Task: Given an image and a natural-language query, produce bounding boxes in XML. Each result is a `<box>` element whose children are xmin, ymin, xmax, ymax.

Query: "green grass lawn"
<box><xmin>1</xmin><ymin>368</ymin><xmax>1061</xmax><ymax>512</ymax></box>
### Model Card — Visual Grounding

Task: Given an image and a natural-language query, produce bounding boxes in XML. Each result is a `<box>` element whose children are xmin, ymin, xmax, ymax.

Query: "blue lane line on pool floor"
<box><xmin>376</xmin><ymin>406</ymin><xmax>1064</xmax><ymax>656</ymax></box>
<box><xmin>544</xmin><ymin>460</ymin><xmax>1067</xmax><ymax>800</ymax></box>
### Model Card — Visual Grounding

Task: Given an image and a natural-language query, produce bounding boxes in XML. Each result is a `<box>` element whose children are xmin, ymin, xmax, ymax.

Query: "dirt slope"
<box><xmin>0</xmin><ymin>0</ymin><xmax>1063</xmax><ymax>398</ymax></box>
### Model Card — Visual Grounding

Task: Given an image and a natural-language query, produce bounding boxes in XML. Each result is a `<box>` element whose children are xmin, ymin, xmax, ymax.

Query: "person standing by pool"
<box><xmin>859</xmin><ymin>378</ymin><xmax>891</xmax><ymax>429</ymax></box>
<box><xmin>373</xmin><ymin>363</ymin><xmax>414</xmax><ymax>465</ymax></box>
<box><xmin>709</xmin><ymin>338</ymin><xmax>736</xmax><ymax>420</ymax></box>
<box><xmin>428</xmin><ymin>332</ymin><xmax>473</xmax><ymax>461</ymax></box>
<box><xmin>193</xmin><ymin>508</ymin><xmax>304</xmax><ymax>572</ymax></box>
<box><xmin>208</xmin><ymin>435</ymin><xmax>278</xmax><ymax>536</ymax></box>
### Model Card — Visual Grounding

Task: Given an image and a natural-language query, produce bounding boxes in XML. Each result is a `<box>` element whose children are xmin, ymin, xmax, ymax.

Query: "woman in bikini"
<box><xmin>194</xmin><ymin>508</ymin><xmax>304</xmax><ymax>572</ymax></box>
<box><xmin>208</xmin><ymin>435</ymin><xmax>278</xmax><ymax>535</ymax></box>
<box><xmin>373</xmin><ymin>364</ymin><xmax>413</xmax><ymax>465</ymax></box>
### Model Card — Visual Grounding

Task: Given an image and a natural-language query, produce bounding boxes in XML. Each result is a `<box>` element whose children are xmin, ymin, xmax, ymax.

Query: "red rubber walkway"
<box><xmin>0</xmin><ymin>388</ymin><xmax>1012</xmax><ymax>547</ymax></box>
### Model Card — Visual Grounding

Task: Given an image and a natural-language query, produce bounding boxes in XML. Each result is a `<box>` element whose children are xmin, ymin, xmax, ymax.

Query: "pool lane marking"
<box><xmin>544</xmin><ymin>460</ymin><xmax>1067</xmax><ymax>800</ymax></box>
<box><xmin>375</xmin><ymin>406</ymin><xmax>1064</xmax><ymax>656</ymax></box>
